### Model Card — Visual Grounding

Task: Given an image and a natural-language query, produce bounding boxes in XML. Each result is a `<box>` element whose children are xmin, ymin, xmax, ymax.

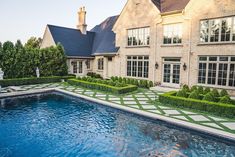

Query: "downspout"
<box><xmin>183</xmin><ymin>9</ymin><xmax>192</xmax><ymax>86</ymax></box>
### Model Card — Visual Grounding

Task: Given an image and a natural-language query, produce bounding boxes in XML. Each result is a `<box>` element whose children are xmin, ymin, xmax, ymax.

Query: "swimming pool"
<box><xmin>0</xmin><ymin>92</ymin><xmax>235</xmax><ymax>157</ymax></box>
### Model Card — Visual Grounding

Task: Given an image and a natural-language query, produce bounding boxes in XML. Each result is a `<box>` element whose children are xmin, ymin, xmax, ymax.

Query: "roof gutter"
<box><xmin>66</xmin><ymin>56</ymin><xmax>95</xmax><ymax>59</ymax></box>
<box><xmin>160</xmin><ymin>10</ymin><xmax>183</xmax><ymax>16</ymax></box>
<box><xmin>92</xmin><ymin>53</ymin><xmax>117</xmax><ymax>57</ymax></box>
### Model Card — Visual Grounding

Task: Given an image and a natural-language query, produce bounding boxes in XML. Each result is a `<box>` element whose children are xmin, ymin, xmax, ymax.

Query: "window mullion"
<box><xmin>219</xmin><ymin>19</ymin><xmax>222</xmax><ymax>42</ymax></box>
<box><xmin>208</xmin><ymin>20</ymin><xmax>211</xmax><ymax>43</ymax></box>
<box><xmin>206</xmin><ymin>61</ymin><xmax>209</xmax><ymax>84</ymax></box>
<box><xmin>226</xmin><ymin>58</ymin><xmax>231</xmax><ymax>87</ymax></box>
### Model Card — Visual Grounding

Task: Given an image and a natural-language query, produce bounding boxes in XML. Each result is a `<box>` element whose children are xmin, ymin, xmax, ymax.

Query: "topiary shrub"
<box><xmin>191</xmin><ymin>85</ymin><xmax>198</xmax><ymax>92</ymax></box>
<box><xmin>219</xmin><ymin>95</ymin><xmax>231</xmax><ymax>104</ymax></box>
<box><xmin>122</xmin><ymin>78</ymin><xmax>127</xmax><ymax>84</ymax></box>
<box><xmin>182</xmin><ymin>84</ymin><xmax>190</xmax><ymax>92</ymax></box>
<box><xmin>211</xmin><ymin>89</ymin><xmax>220</xmax><ymax>97</ymax></box>
<box><xmin>203</xmin><ymin>92</ymin><xmax>215</xmax><ymax>102</ymax></box>
<box><xmin>197</xmin><ymin>86</ymin><xmax>204</xmax><ymax>94</ymax></box>
<box><xmin>176</xmin><ymin>89</ymin><xmax>187</xmax><ymax>98</ymax></box>
<box><xmin>118</xmin><ymin>77</ymin><xmax>123</xmax><ymax>83</ymax></box>
<box><xmin>148</xmin><ymin>81</ymin><xmax>154</xmax><ymax>88</ymax></box>
<box><xmin>143</xmin><ymin>80</ymin><xmax>148</xmax><ymax>88</ymax></box>
<box><xmin>133</xmin><ymin>79</ymin><xmax>139</xmax><ymax>86</ymax></box>
<box><xmin>189</xmin><ymin>91</ymin><xmax>200</xmax><ymax>100</ymax></box>
<box><xmin>204</xmin><ymin>87</ymin><xmax>211</xmax><ymax>94</ymax></box>
<box><xmin>220</xmin><ymin>89</ymin><xmax>229</xmax><ymax>97</ymax></box>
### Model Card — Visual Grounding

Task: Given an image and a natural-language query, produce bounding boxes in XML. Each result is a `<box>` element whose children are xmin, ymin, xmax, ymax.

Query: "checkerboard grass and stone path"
<box><xmin>1</xmin><ymin>82</ymin><xmax>235</xmax><ymax>134</ymax></box>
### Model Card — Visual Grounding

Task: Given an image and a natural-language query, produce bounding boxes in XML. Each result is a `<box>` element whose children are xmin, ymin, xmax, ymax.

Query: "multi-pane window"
<box><xmin>78</xmin><ymin>61</ymin><xmax>83</xmax><ymax>74</ymax></box>
<box><xmin>127</xmin><ymin>27</ymin><xmax>150</xmax><ymax>46</ymax></box>
<box><xmin>163</xmin><ymin>23</ymin><xmax>182</xmax><ymax>44</ymax></box>
<box><xmin>72</xmin><ymin>61</ymin><xmax>77</xmax><ymax>74</ymax></box>
<box><xmin>86</xmin><ymin>60</ymin><xmax>90</xmax><ymax>69</ymax></box>
<box><xmin>198</xmin><ymin>56</ymin><xmax>235</xmax><ymax>87</ymax></box>
<box><xmin>200</xmin><ymin>16</ymin><xmax>235</xmax><ymax>43</ymax></box>
<box><xmin>98</xmin><ymin>58</ymin><xmax>104</xmax><ymax>70</ymax></box>
<box><xmin>127</xmin><ymin>56</ymin><xmax>149</xmax><ymax>78</ymax></box>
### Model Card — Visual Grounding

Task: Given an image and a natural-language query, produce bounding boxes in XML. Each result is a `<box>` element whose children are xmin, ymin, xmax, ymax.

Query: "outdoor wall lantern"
<box><xmin>183</xmin><ymin>63</ymin><xmax>187</xmax><ymax>71</ymax></box>
<box><xmin>155</xmin><ymin>63</ymin><xmax>159</xmax><ymax>69</ymax></box>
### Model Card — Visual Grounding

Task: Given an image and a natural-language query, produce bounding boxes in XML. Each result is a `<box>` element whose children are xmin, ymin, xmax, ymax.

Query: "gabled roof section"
<box><xmin>47</xmin><ymin>25</ymin><xmax>95</xmax><ymax>57</ymax></box>
<box><xmin>91</xmin><ymin>16</ymin><xmax>119</xmax><ymax>55</ymax></box>
<box><xmin>152</xmin><ymin>0</ymin><xmax>190</xmax><ymax>13</ymax></box>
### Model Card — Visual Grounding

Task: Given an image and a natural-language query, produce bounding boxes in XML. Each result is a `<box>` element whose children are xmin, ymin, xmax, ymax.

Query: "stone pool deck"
<box><xmin>1</xmin><ymin>83</ymin><xmax>235</xmax><ymax>138</ymax></box>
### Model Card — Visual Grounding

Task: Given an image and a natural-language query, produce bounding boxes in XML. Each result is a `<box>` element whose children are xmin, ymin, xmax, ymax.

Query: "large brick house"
<box><xmin>41</xmin><ymin>0</ymin><xmax>235</xmax><ymax>94</ymax></box>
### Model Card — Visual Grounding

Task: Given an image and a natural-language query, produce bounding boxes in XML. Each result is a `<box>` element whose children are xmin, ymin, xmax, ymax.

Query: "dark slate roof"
<box><xmin>48</xmin><ymin>25</ymin><xmax>95</xmax><ymax>57</ymax></box>
<box><xmin>152</xmin><ymin>0</ymin><xmax>190</xmax><ymax>13</ymax></box>
<box><xmin>91</xmin><ymin>16</ymin><xmax>119</xmax><ymax>55</ymax></box>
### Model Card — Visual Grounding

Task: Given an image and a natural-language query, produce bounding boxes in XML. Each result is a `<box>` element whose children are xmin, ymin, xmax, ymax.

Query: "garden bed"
<box><xmin>0</xmin><ymin>76</ymin><xmax>75</xmax><ymax>87</ymax></box>
<box><xmin>159</xmin><ymin>87</ymin><xmax>235</xmax><ymax>118</ymax></box>
<box><xmin>68</xmin><ymin>78</ymin><xmax>137</xmax><ymax>94</ymax></box>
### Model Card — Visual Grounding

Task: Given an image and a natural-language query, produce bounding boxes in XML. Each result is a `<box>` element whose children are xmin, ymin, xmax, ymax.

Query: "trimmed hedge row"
<box><xmin>68</xmin><ymin>79</ymin><xmax>138</xmax><ymax>94</ymax></box>
<box><xmin>159</xmin><ymin>91</ymin><xmax>235</xmax><ymax>118</ymax></box>
<box><xmin>111</xmin><ymin>76</ymin><xmax>154</xmax><ymax>89</ymax></box>
<box><xmin>0</xmin><ymin>76</ymin><xmax>75</xmax><ymax>87</ymax></box>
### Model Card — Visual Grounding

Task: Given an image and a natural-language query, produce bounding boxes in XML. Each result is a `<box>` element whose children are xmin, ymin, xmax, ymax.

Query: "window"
<box><xmin>233</xmin><ymin>17</ymin><xmax>235</xmax><ymax>41</ymax></box>
<box><xmin>198</xmin><ymin>56</ymin><xmax>235</xmax><ymax>87</ymax></box>
<box><xmin>86</xmin><ymin>60</ymin><xmax>90</xmax><ymax>69</ymax></box>
<box><xmin>98</xmin><ymin>58</ymin><xmax>104</xmax><ymax>70</ymax></box>
<box><xmin>200</xmin><ymin>16</ymin><xmax>235</xmax><ymax>43</ymax></box>
<box><xmin>127</xmin><ymin>27</ymin><xmax>150</xmax><ymax>46</ymax></box>
<box><xmin>72</xmin><ymin>61</ymin><xmax>77</xmax><ymax>74</ymax></box>
<box><xmin>163</xmin><ymin>23</ymin><xmax>182</xmax><ymax>44</ymax></box>
<box><xmin>78</xmin><ymin>61</ymin><xmax>83</xmax><ymax>74</ymax></box>
<box><xmin>127</xmin><ymin>56</ymin><xmax>149</xmax><ymax>78</ymax></box>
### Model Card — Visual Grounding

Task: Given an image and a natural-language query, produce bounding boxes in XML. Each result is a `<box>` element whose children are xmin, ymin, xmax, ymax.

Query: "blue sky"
<box><xmin>0</xmin><ymin>0</ymin><xmax>126</xmax><ymax>43</ymax></box>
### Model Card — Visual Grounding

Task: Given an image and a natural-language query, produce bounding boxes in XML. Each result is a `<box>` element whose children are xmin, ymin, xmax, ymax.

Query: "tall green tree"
<box><xmin>0</xmin><ymin>42</ymin><xmax>3</xmax><ymax>69</ymax></box>
<box><xmin>2</xmin><ymin>41</ymin><xmax>15</xmax><ymax>78</ymax></box>
<box><xmin>24</xmin><ymin>37</ymin><xmax>42</xmax><ymax>49</ymax></box>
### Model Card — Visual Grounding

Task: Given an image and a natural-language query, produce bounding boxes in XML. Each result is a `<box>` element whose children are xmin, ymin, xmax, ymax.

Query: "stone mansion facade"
<box><xmin>41</xmin><ymin>0</ymin><xmax>235</xmax><ymax>93</ymax></box>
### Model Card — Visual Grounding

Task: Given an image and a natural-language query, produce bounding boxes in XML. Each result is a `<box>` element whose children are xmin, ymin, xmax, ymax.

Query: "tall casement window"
<box><xmin>127</xmin><ymin>56</ymin><xmax>149</xmax><ymax>78</ymax></box>
<box><xmin>127</xmin><ymin>27</ymin><xmax>150</xmax><ymax>46</ymax></box>
<box><xmin>71</xmin><ymin>61</ymin><xmax>78</xmax><ymax>74</ymax></box>
<box><xmin>163</xmin><ymin>23</ymin><xmax>182</xmax><ymax>44</ymax></box>
<box><xmin>86</xmin><ymin>60</ymin><xmax>91</xmax><ymax>69</ymax></box>
<box><xmin>200</xmin><ymin>16</ymin><xmax>235</xmax><ymax>43</ymax></box>
<box><xmin>98</xmin><ymin>58</ymin><xmax>104</xmax><ymax>70</ymax></box>
<box><xmin>198</xmin><ymin>56</ymin><xmax>235</xmax><ymax>87</ymax></box>
<box><xmin>78</xmin><ymin>61</ymin><xmax>83</xmax><ymax>74</ymax></box>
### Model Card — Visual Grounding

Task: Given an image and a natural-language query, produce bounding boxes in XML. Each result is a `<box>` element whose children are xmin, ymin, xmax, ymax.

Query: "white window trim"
<box><xmin>200</xmin><ymin>16</ymin><xmax>235</xmax><ymax>44</ymax></box>
<box><xmin>126</xmin><ymin>56</ymin><xmax>149</xmax><ymax>79</ymax></box>
<box><xmin>127</xmin><ymin>27</ymin><xmax>150</xmax><ymax>47</ymax></box>
<box><xmin>198</xmin><ymin>56</ymin><xmax>235</xmax><ymax>89</ymax></box>
<box><xmin>163</xmin><ymin>23</ymin><xmax>183</xmax><ymax>45</ymax></box>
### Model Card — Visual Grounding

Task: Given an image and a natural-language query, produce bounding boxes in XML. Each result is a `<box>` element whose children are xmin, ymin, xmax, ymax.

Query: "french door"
<box><xmin>162</xmin><ymin>58</ymin><xmax>181</xmax><ymax>87</ymax></box>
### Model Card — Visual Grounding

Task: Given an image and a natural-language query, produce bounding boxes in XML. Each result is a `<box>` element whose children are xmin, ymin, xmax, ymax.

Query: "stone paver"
<box><xmin>189</xmin><ymin>115</ymin><xmax>211</xmax><ymax>122</ymax></box>
<box><xmin>221</xmin><ymin>122</ymin><xmax>235</xmax><ymax>130</ymax></box>
<box><xmin>163</xmin><ymin>110</ymin><xmax>181</xmax><ymax>115</ymax></box>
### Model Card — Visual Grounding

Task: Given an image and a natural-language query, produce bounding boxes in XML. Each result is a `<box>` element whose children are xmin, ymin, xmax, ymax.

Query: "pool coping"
<box><xmin>1</xmin><ymin>88</ymin><xmax>235</xmax><ymax>142</ymax></box>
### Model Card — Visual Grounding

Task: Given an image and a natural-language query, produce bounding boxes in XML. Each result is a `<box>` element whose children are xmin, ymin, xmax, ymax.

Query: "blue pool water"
<box><xmin>0</xmin><ymin>93</ymin><xmax>235</xmax><ymax>157</ymax></box>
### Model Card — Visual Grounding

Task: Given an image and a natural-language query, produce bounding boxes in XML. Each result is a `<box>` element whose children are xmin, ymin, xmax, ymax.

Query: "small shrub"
<box><xmin>176</xmin><ymin>90</ymin><xmax>187</xmax><ymax>98</ymax></box>
<box><xmin>211</xmin><ymin>89</ymin><xmax>220</xmax><ymax>97</ymax></box>
<box><xmin>122</xmin><ymin>78</ymin><xmax>127</xmax><ymax>84</ymax></box>
<box><xmin>220</xmin><ymin>89</ymin><xmax>229</xmax><ymax>97</ymax></box>
<box><xmin>148</xmin><ymin>81</ymin><xmax>154</xmax><ymax>88</ymax></box>
<box><xmin>134</xmin><ymin>79</ymin><xmax>139</xmax><ymax>86</ymax></box>
<box><xmin>191</xmin><ymin>85</ymin><xmax>198</xmax><ymax>92</ymax></box>
<box><xmin>189</xmin><ymin>91</ymin><xmax>200</xmax><ymax>100</ymax></box>
<box><xmin>204</xmin><ymin>87</ymin><xmax>211</xmax><ymax>94</ymax></box>
<box><xmin>143</xmin><ymin>80</ymin><xmax>148</xmax><ymax>88</ymax></box>
<box><xmin>197</xmin><ymin>86</ymin><xmax>204</xmax><ymax>94</ymax></box>
<box><xmin>111</xmin><ymin>76</ymin><xmax>115</xmax><ymax>81</ymax></box>
<box><xmin>118</xmin><ymin>77</ymin><xmax>123</xmax><ymax>83</ymax></box>
<box><xmin>182</xmin><ymin>84</ymin><xmax>190</xmax><ymax>92</ymax></box>
<box><xmin>203</xmin><ymin>93</ymin><xmax>215</xmax><ymax>102</ymax></box>
<box><xmin>219</xmin><ymin>95</ymin><xmax>231</xmax><ymax>104</ymax></box>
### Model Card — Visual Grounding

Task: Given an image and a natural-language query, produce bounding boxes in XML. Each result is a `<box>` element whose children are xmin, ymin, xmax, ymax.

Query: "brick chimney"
<box><xmin>77</xmin><ymin>7</ymin><xmax>87</xmax><ymax>35</ymax></box>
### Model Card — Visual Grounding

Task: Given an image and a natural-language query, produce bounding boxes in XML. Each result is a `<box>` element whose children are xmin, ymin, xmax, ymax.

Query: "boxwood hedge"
<box><xmin>0</xmin><ymin>76</ymin><xmax>75</xmax><ymax>87</ymax></box>
<box><xmin>159</xmin><ymin>91</ymin><xmax>235</xmax><ymax>118</ymax></box>
<box><xmin>68</xmin><ymin>79</ymin><xmax>137</xmax><ymax>94</ymax></box>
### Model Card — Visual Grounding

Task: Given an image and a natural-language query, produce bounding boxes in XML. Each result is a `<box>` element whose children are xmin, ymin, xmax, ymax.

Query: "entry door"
<box><xmin>163</xmin><ymin>63</ymin><xmax>181</xmax><ymax>87</ymax></box>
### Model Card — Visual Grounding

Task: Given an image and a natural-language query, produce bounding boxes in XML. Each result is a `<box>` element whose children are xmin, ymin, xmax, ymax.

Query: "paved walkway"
<box><xmin>1</xmin><ymin>83</ymin><xmax>235</xmax><ymax>134</ymax></box>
